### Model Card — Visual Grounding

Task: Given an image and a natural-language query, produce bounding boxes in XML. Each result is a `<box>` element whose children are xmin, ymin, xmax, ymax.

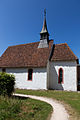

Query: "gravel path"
<box><xmin>14</xmin><ymin>93</ymin><xmax>69</xmax><ymax>120</ymax></box>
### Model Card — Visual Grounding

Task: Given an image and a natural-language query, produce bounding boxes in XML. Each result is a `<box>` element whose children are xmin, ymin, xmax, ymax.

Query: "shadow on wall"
<box><xmin>7</xmin><ymin>68</ymin><xmax>46</xmax><ymax>74</ymax></box>
<box><xmin>49</xmin><ymin>65</ymin><xmax>64</xmax><ymax>90</ymax></box>
<box><xmin>7</xmin><ymin>68</ymin><xmax>27</xmax><ymax>73</ymax></box>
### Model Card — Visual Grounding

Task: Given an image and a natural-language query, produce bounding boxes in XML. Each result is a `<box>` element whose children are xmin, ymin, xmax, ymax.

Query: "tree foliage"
<box><xmin>0</xmin><ymin>72</ymin><xmax>15</xmax><ymax>96</ymax></box>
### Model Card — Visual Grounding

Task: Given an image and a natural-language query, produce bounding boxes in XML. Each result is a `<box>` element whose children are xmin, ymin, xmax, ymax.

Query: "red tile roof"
<box><xmin>51</xmin><ymin>43</ymin><xmax>78</xmax><ymax>61</ymax></box>
<box><xmin>0</xmin><ymin>40</ymin><xmax>53</xmax><ymax>68</ymax></box>
<box><xmin>0</xmin><ymin>41</ymin><xmax>78</xmax><ymax>68</ymax></box>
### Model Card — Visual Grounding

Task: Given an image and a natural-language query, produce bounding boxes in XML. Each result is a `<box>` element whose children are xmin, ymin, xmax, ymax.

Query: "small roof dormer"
<box><xmin>38</xmin><ymin>9</ymin><xmax>49</xmax><ymax>48</ymax></box>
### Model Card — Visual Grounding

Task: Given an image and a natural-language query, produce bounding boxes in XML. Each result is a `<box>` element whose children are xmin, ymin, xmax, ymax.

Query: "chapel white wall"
<box><xmin>6</xmin><ymin>68</ymin><xmax>47</xmax><ymax>90</ymax></box>
<box><xmin>49</xmin><ymin>61</ymin><xmax>77</xmax><ymax>91</ymax></box>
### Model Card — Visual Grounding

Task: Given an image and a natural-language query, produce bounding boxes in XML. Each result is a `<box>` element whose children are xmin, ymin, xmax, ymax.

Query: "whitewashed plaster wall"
<box><xmin>6</xmin><ymin>68</ymin><xmax>47</xmax><ymax>90</ymax></box>
<box><xmin>49</xmin><ymin>61</ymin><xmax>77</xmax><ymax>91</ymax></box>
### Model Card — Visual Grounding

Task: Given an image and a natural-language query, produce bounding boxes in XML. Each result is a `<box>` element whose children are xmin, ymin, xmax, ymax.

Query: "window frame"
<box><xmin>58</xmin><ymin>68</ymin><xmax>63</xmax><ymax>84</ymax></box>
<box><xmin>28</xmin><ymin>69</ymin><xmax>33</xmax><ymax>81</ymax></box>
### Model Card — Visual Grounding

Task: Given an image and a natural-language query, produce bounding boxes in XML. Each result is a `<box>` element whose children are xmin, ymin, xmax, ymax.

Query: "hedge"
<box><xmin>0</xmin><ymin>72</ymin><xmax>15</xmax><ymax>96</ymax></box>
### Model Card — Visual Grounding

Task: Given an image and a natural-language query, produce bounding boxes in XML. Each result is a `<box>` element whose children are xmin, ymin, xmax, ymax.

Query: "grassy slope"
<box><xmin>15</xmin><ymin>89</ymin><xmax>80</xmax><ymax>120</ymax></box>
<box><xmin>0</xmin><ymin>95</ymin><xmax>52</xmax><ymax>120</ymax></box>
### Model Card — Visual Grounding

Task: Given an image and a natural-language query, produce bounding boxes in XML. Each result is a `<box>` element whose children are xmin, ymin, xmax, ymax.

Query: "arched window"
<box><xmin>58</xmin><ymin>68</ymin><xmax>63</xmax><ymax>84</ymax></box>
<box><xmin>28</xmin><ymin>69</ymin><xmax>33</xmax><ymax>81</ymax></box>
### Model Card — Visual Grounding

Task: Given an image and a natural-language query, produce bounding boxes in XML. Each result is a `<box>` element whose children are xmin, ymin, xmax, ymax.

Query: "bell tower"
<box><xmin>38</xmin><ymin>9</ymin><xmax>49</xmax><ymax>48</ymax></box>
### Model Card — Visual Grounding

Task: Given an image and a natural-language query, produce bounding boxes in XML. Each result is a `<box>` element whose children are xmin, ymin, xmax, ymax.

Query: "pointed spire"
<box><xmin>40</xmin><ymin>9</ymin><xmax>48</xmax><ymax>34</ymax></box>
<box><xmin>38</xmin><ymin>9</ymin><xmax>49</xmax><ymax>48</ymax></box>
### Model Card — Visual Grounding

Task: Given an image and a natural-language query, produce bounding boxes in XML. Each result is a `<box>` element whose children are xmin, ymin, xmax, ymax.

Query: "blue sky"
<box><xmin>0</xmin><ymin>0</ymin><xmax>80</xmax><ymax>62</ymax></box>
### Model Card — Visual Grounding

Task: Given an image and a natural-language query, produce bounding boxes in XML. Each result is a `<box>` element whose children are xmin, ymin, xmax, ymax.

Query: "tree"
<box><xmin>0</xmin><ymin>72</ymin><xmax>15</xmax><ymax>96</ymax></box>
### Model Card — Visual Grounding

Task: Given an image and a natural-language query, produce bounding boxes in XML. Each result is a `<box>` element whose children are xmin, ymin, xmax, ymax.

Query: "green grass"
<box><xmin>0</xmin><ymin>95</ymin><xmax>52</xmax><ymax>120</ymax></box>
<box><xmin>15</xmin><ymin>89</ymin><xmax>80</xmax><ymax>120</ymax></box>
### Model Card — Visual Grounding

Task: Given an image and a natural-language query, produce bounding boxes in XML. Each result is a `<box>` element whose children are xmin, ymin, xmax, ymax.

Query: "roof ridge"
<box><xmin>8</xmin><ymin>41</ymin><xmax>39</xmax><ymax>48</ymax></box>
<box><xmin>55</xmin><ymin>43</ymin><xmax>67</xmax><ymax>46</ymax></box>
<box><xmin>8</xmin><ymin>40</ymin><xmax>53</xmax><ymax>48</ymax></box>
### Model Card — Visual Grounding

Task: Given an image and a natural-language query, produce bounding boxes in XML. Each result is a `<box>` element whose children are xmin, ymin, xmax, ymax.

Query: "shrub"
<box><xmin>0</xmin><ymin>72</ymin><xmax>15</xmax><ymax>96</ymax></box>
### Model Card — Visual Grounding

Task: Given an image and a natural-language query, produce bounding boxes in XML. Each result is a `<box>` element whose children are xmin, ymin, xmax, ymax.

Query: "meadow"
<box><xmin>0</xmin><ymin>95</ymin><xmax>52</xmax><ymax>120</ymax></box>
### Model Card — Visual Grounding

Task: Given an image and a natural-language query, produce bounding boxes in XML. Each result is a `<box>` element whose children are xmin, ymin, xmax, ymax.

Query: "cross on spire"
<box><xmin>44</xmin><ymin>9</ymin><xmax>46</xmax><ymax>18</ymax></box>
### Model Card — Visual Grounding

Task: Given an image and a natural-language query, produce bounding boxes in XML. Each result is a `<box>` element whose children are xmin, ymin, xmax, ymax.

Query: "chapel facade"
<box><xmin>0</xmin><ymin>10</ymin><xmax>79</xmax><ymax>91</ymax></box>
